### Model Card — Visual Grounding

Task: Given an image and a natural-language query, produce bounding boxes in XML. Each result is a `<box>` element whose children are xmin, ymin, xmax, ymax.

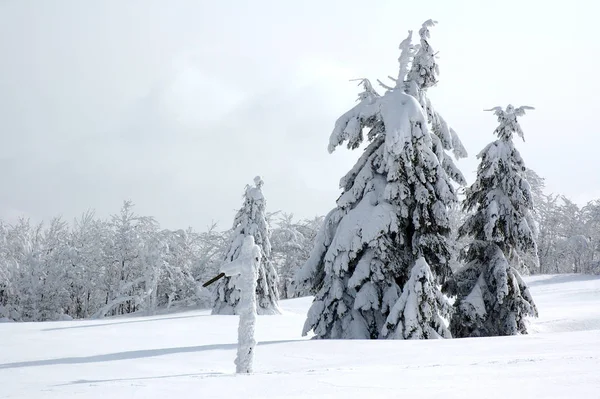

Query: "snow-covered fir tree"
<box><xmin>404</xmin><ymin>20</ymin><xmax>468</xmax><ymax>186</ymax></box>
<box><xmin>446</xmin><ymin>105</ymin><xmax>538</xmax><ymax>337</ymax></box>
<box><xmin>297</xmin><ymin>23</ymin><xmax>463</xmax><ymax>339</ymax></box>
<box><xmin>212</xmin><ymin>177</ymin><xmax>280</xmax><ymax>315</ymax></box>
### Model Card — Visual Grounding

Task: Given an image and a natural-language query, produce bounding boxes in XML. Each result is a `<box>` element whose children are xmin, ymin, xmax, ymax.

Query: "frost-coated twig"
<box><xmin>377</xmin><ymin>79</ymin><xmax>394</xmax><ymax>91</ymax></box>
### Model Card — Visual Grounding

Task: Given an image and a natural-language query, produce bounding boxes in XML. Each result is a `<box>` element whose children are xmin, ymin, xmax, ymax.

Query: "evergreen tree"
<box><xmin>298</xmin><ymin>26</ymin><xmax>459</xmax><ymax>339</ymax></box>
<box><xmin>446</xmin><ymin>105</ymin><xmax>538</xmax><ymax>337</ymax></box>
<box><xmin>213</xmin><ymin>177</ymin><xmax>280</xmax><ymax>315</ymax></box>
<box><xmin>405</xmin><ymin>20</ymin><xmax>468</xmax><ymax>186</ymax></box>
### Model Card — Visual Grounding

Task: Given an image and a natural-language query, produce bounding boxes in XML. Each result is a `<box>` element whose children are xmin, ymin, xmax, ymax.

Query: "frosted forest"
<box><xmin>1</xmin><ymin>20</ymin><xmax>599</xmax><ymax>342</ymax></box>
<box><xmin>3</xmin><ymin>3</ymin><xmax>600</xmax><ymax>396</ymax></box>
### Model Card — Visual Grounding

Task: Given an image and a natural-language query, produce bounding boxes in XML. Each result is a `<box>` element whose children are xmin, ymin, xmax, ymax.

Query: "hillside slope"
<box><xmin>1</xmin><ymin>274</ymin><xmax>599</xmax><ymax>398</ymax></box>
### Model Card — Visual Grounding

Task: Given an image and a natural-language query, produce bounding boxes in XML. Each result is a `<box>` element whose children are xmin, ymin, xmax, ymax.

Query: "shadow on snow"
<box><xmin>56</xmin><ymin>372</ymin><xmax>229</xmax><ymax>386</ymax></box>
<box><xmin>0</xmin><ymin>339</ymin><xmax>302</xmax><ymax>370</ymax></box>
<box><xmin>41</xmin><ymin>313</ymin><xmax>212</xmax><ymax>332</ymax></box>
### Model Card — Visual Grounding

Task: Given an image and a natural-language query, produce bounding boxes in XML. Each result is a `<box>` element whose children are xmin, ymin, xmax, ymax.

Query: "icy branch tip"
<box><xmin>349</xmin><ymin>77</ymin><xmax>373</xmax><ymax>89</ymax></box>
<box><xmin>422</xmin><ymin>19</ymin><xmax>438</xmax><ymax>28</ymax></box>
<box><xmin>398</xmin><ymin>30</ymin><xmax>414</xmax><ymax>50</ymax></box>
<box><xmin>485</xmin><ymin>105</ymin><xmax>535</xmax><ymax>115</ymax></box>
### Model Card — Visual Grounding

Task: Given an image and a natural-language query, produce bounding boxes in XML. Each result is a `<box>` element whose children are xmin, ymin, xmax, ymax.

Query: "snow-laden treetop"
<box><xmin>406</xmin><ymin>19</ymin><xmax>439</xmax><ymax>91</ymax></box>
<box><xmin>485</xmin><ymin>105</ymin><xmax>535</xmax><ymax>141</ymax></box>
<box><xmin>232</xmin><ymin>176</ymin><xmax>268</xmax><ymax>251</ymax></box>
<box><xmin>328</xmin><ymin>20</ymin><xmax>467</xmax><ymax>185</ymax></box>
<box><xmin>460</xmin><ymin>104</ymin><xmax>537</xmax><ymax>258</ymax></box>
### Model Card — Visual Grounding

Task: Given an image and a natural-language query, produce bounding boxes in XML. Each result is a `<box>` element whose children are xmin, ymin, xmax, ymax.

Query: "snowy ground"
<box><xmin>1</xmin><ymin>274</ymin><xmax>600</xmax><ymax>398</ymax></box>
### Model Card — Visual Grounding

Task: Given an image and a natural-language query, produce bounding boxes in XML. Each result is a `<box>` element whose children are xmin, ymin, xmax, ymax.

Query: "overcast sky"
<box><xmin>0</xmin><ymin>0</ymin><xmax>598</xmax><ymax>230</ymax></box>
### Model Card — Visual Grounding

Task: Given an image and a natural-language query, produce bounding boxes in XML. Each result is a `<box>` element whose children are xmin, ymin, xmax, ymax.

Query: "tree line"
<box><xmin>0</xmin><ymin>200</ymin><xmax>321</xmax><ymax>322</ymax></box>
<box><xmin>2</xmin><ymin>164</ymin><xmax>594</xmax><ymax>323</ymax></box>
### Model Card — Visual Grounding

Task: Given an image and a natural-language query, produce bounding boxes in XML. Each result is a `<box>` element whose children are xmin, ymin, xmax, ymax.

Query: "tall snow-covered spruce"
<box><xmin>297</xmin><ymin>22</ymin><xmax>464</xmax><ymax>339</ymax></box>
<box><xmin>445</xmin><ymin>105</ymin><xmax>538</xmax><ymax>337</ymax></box>
<box><xmin>405</xmin><ymin>20</ymin><xmax>468</xmax><ymax>187</ymax></box>
<box><xmin>212</xmin><ymin>177</ymin><xmax>280</xmax><ymax>315</ymax></box>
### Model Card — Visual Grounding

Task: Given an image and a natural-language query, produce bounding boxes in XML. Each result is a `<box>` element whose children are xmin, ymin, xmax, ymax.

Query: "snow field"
<box><xmin>1</xmin><ymin>274</ymin><xmax>599</xmax><ymax>398</ymax></box>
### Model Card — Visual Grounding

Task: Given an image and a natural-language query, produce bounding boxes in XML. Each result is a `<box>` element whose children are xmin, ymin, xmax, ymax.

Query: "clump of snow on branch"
<box><xmin>396</xmin><ymin>31</ymin><xmax>417</xmax><ymax>86</ymax></box>
<box><xmin>382</xmin><ymin>257</ymin><xmax>451</xmax><ymax>339</ymax></box>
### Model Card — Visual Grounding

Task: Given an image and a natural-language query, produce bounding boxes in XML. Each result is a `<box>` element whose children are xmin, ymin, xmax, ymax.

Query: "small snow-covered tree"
<box><xmin>0</xmin><ymin>221</ymin><xmax>17</xmax><ymax>320</ymax></box>
<box><xmin>447</xmin><ymin>105</ymin><xmax>538</xmax><ymax>337</ymax></box>
<box><xmin>213</xmin><ymin>177</ymin><xmax>280</xmax><ymax>315</ymax></box>
<box><xmin>520</xmin><ymin>169</ymin><xmax>545</xmax><ymax>274</ymax></box>
<box><xmin>66</xmin><ymin>211</ymin><xmax>110</xmax><ymax>318</ymax></box>
<box><xmin>580</xmin><ymin>200</ymin><xmax>600</xmax><ymax>273</ymax></box>
<box><xmin>1</xmin><ymin>218</ymin><xmax>73</xmax><ymax>321</ymax></box>
<box><xmin>271</xmin><ymin>214</ymin><xmax>322</xmax><ymax>298</ymax></box>
<box><xmin>0</xmin><ymin>218</ymin><xmax>37</xmax><ymax>321</ymax></box>
<box><xmin>138</xmin><ymin>232</ymin><xmax>167</xmax><ymax>316</ymax></box>
<box><xmin>96</xmin><ymin>201</ymin><xmax>159</xmax><ymax>318</ymax></box>
<box><xmin>535</xmin><ymin>192</ymin><xmax>561</xmax><ymax>274</ymax></box>
<box><xmin>298</xmin><ymin>25</ymin><xmax>459</xmax><ymax>339</ymax></box>
<box><xmin>195</xmin><ymin>224</ymin><xmax>229</xmax><ymax>282</ymax></box>
<box><xmin>157</xmin><ymin>228</ymin><xmax>200</xmax><ymax>309</ymax></box>
<box><xmin>36</xmin><ymin>218</ymin><xmax>72</xmax><ymax>321</ymax></box>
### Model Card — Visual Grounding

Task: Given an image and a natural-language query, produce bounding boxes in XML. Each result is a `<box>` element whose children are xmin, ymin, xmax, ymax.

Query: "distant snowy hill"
<box><xmin>1</xmin><ymin>274</ymin><xmax>599</xmax><ymax>398</ymax></box>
